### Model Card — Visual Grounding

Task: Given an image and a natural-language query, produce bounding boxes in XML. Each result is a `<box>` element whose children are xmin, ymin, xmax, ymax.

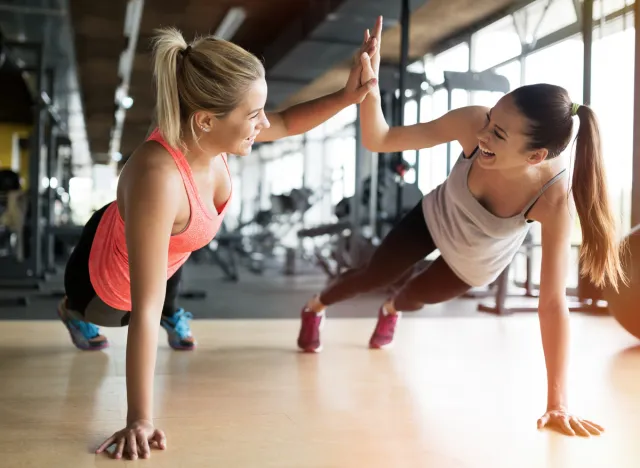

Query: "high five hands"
<box><xmin>342</xmin><ymin>16</ymin><xmax>384</xmax><ymax>104</ymax></box>
<box><xmin>360</xmin><ymin>15</ymin><xmax>383</xmax><ymax>95</ymax></box>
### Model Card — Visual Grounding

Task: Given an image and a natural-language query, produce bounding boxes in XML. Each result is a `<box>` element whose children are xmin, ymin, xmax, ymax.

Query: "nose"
<box><xmin>476</xmin><ymin>126</ymin><xmax>489</xmax><ymax>143</ymax></box>
<box><xmin>260</xmin><ymin>111</ymin><xmax>271</xmax><ymax>130</ymax></box>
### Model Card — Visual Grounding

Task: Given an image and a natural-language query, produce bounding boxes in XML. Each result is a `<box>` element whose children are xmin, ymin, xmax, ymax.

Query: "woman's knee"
<box><xmin>393</xmin><ymin>278</ymin><xmax>468</xmax><ymax>311</ymax></box>
<box><xmin>349</xmin><ymin>263</ymin><xmax>400</xmax><ymax>295</ymax></box>
<box><xmin>393</xmin><ymin>286</ymin><xmax>425</xmax><ymax>311</ymax></box>
<box><xmin>319</xmin><ymin>266</ymin><xmax>384</xmax><ymax>305</ymax></box>
<box><xmin>392</xmin><ymin>257</ymin><xmax>472</xmax><ymax>311</ymax></box>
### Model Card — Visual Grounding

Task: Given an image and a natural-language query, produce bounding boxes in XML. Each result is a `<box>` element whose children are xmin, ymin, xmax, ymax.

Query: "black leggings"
<box><xmin>64</xmin><ymin>203</ymin><xmax>183</xmax><ymax>326</ymax></box>
<box><xmin>319</xmin><ymin>201</ymin><xmax>471</xmax><ymax>311</ymax></box>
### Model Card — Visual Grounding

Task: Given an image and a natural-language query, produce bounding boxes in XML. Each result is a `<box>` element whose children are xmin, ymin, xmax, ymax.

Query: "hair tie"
<box><xmin>571</xmin><ymin>102</ymin><xmax>580</xmax><ymax>116</ymax></box>
<box><xmin>181</xmin><ymin>45</ymin><xmax>192</xmax><ymax>57</ymax></box>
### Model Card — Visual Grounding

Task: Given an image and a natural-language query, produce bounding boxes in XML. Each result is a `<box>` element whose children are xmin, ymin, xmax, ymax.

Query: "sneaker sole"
<box><xmin>161</xmin><ymin>322</ymin><xmax>197</xmax><ymax>351</ymax></box>
<box><xmin>369</xmin><ymin>340</ymin><xmax>395</xmax><ymax>350</ymax></box>
<box><xmin>298</xmin><ymin>312</ymin><xmax>325</xmax><ymax>353</ymax></box>
<box><xmin>57</xmin><ymin>305</ymin><xmax>109</xmax><ymax>351</ymax></box>
<box><xmin>168</xmin><ymin>341</ymin><xmax>197</xmax><ymax>351</ymax></box>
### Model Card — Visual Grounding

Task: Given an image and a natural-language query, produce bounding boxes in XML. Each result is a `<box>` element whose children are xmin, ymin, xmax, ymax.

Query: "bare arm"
<box><xmin>95</xmin><ymin>151</ymin><xmax>182</xmax><ymax>459</ymax></box>
<box><xmin>536</xmin><ymin>199</ymin><xmax>572</xmax><ymax>412</ymax></box>
<box><xmin>123</xmin><ymin>158</ymin><xmax>182</xmax><ymax>424</ymax></box>
<box><xmin>361</xmin><ymin>94</ymin><xmax>488</xmax><ymax>153</ymax></box>
<box><xmin>257</xmin><ymin>91</ymin><xmax>353</xmax><ymax>142</ymax></box>
<box><xmin>524</xmin><ymin>181</ymin><xmax>604</xmax><ymax>437</ymax></box>
<box><xmin>257</xmin><ymin>26</ymin><xmax>379</xmax><ymax>143</ymax></box>
<box><xmin>358</xmin><ymin>17</ymin><xmax>484</xmax><ymax>153</ymax></box>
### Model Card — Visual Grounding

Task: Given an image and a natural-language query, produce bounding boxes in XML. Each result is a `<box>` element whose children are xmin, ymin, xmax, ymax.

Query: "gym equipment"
<box><xmin>0</xmin><ymin>169</ymin><xmax>29</xmax><ymax>306</ymax></box>
<box><xmin>604</xmin><ymin>225</ymin><xmax>640</xmax><ymax>340</ymax></box>
<box><xmin>298</xmin><ymin>217</ymin><xmax>429</xmax><ymax>294</ymax></box>
<box><xmin>231</xmin><ymin>188</ymin><xmax>314</xmax><ymax>275</ymax></box>
<box><xmin>42</xmin><ymin>134</ymin><xmax>73</xmax><ymax>274</ymax></box>
<box><xmin>191</xmin><ymin>223</ymin><xmax>242</xmax><ymax>282</ymax></box>
<box><xmin>297</xmin><ymin>220</ymin><xmax>361</xmax><ymax>279</ymax></box>
<box><xmin>193</xmin><ymin>187</ymin><xmax>316</xmax><ymax>280</ymax></box>
<box><xmin>0</xmin><ymin>170</ymin><xmax>26</xmax><ymax>259</ymax></box>
<box><xmin>0</xmin><ymin>39</ymin><xmax>69</xmax><ymax>304</ymax></box>
<box><xmin>298</xmin><ymin>167</ymin><xmax>427</xmax><ymax>292</ymax></box>
<box><xmin>335</xmin><ymin>166</ymin><xmax>424</xmax><ymax>226</ymax></box>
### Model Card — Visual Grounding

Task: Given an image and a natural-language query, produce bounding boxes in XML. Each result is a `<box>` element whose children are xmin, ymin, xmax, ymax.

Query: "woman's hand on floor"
<box><xmin>537</xmin><ymin>408</ymin><xmax>604</xmax><ymax>437</ymax></box>
<box><xmin>95</xmin><ymin>419</ymin><xmax>166</xmax><ymax>459</ymax></box>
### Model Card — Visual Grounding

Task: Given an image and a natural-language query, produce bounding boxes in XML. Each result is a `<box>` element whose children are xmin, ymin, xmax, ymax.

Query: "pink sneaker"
<box><xmin>297</xmin><ymin>308</ymin><xmax>325</xmax><ymax>353</ymax></box>
<box><xmin>369</xmin><ymin>308</ymin><xmax>401</xmax><ymax>349</ymax></box>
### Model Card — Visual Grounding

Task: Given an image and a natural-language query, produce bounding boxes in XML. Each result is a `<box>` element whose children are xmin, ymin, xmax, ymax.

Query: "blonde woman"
<box><xmin>57</xmin><ymin>22</ymin><xmax>380</xmax><ymax>459</ymax></box>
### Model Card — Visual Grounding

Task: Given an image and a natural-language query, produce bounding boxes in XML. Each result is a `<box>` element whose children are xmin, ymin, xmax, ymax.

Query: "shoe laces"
<box><xmin>70</xmin><ymin>318</ymin><xmax>100</xmax><ymax>339</ymax></box>
<box><xmin>169</xmin><ymin>309</ymin><xmax>193</xmax><ymax>338</ymax></box>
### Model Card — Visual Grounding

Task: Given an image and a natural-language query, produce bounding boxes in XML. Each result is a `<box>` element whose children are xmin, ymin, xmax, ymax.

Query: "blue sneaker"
<box><xmin>160</xmin><ymin>308</ymin><xmax>196</xmax><ymax>350</ymax></box>
<box><xmin>57</xmin><ymin>298</ymin><xmax>109</xmax><ymax>350</ymax></box>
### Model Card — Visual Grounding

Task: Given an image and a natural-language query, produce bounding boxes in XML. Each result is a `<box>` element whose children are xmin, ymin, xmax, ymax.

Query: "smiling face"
<box><xmin>193</xmin><ymin>78</ymin><xmax>270</xmax><ymax>157</ymax></box>
<box><xmin>475</xmin><ymin>93</ymin><xmax>549</xmax><ymax>171</ymax></box>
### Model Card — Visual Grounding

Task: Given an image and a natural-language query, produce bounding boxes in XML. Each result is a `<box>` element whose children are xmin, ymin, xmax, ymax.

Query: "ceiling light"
<box><xmin>215</xmin><ymin>7</ymin><xmax>246</xmax><ymax>40</ymax></box>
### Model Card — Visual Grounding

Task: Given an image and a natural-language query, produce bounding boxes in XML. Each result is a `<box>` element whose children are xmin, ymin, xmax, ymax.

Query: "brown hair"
<box><xmin>150</xmin><ymin>27</ymin><xmax>265</xmax><ymax>149</ymax></box>
<box><xmin>511</xmin><ymin>83</ymin><xmax>627</xmax><ymax>291</ymax></box>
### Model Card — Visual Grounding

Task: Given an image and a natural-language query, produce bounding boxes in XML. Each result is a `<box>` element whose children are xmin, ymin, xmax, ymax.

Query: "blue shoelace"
<box><xmin>70</xmin><ymin>318</ymin><xmax>100</xmax><ymax>339</ymax></box>
<box><xmin>166</xmin><ymin>309</ymin><xmax>193</xmax><ymax>338</ymax></box>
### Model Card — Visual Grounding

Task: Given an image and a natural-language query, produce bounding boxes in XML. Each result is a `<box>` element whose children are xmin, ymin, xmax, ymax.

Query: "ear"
<box><xmin>527</xmin><ymin>148</ymin><xmax>548</xmax><ymax>165</ymax></box>
<box><xmin>193</xmin><ymin>111</ymin><xmax>214</xmax><ymax>133</ymax></box>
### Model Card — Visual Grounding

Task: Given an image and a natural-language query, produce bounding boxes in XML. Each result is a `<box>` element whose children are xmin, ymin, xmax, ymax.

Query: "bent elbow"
<box><xmin>362</xmin><ymin>134</ymin><xmax>385</xmax><ymax>153</ymax></box>
<box><xmin>363</xmin><ymin>141</ymin><xmax>380</xmax><ymax>152</ymax></box>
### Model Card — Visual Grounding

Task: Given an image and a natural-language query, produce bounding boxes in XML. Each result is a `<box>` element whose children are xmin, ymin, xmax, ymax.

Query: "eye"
<box><xmin>486</xmin><ymin>113</ymin><xmax>504</xmax><ymax>140</ymax></box>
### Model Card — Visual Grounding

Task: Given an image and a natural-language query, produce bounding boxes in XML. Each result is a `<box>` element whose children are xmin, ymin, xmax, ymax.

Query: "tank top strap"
<box><xmin>468</xmin><ymin>146</ymin><xmax>480</xmax><ymax>160</ymax></box>
<box><xmin>146</xmin><ymin>128</ymin><xmax>200</xmax><ymax>199</ymax></box>
<box><xmin>520</xmin><ymin>168</ymin><xmax>567</xmax><ymax>216</ymax></box>
<box><xmin>461</xmin><ymin>146</ymin><xmax>480</xmax><ymax>161</ymax></box>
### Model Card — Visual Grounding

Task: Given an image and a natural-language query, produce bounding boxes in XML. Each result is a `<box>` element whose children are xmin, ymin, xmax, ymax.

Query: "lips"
<box><xmin>479</xmin><ymin>145</ymin><xmax>495</xmax><ymax>157</ymax></box>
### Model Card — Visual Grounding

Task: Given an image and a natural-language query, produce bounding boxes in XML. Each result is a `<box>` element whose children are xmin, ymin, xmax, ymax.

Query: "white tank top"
<box><xmin>421</xmin><ymin>147</ymin><xmax>566</xmax><ymax>287</ymax></box>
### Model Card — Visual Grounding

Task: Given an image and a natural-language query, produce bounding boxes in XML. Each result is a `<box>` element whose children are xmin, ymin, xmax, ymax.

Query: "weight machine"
<box><xmin>193</xmin><ymin>187</ymin><xmax>316</xmax><ymax>281</ymax></box>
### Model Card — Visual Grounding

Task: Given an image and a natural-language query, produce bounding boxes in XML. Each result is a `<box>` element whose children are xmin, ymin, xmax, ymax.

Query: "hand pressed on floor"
<box><xmin>537</xmin><ymin>408</ymin><xmax>604</xmax><ymax>437</ymax></box>
<box><xmin>95</xmin><ymin>419</ymin><xmax>166</xmax><ymax>460</ymax></box>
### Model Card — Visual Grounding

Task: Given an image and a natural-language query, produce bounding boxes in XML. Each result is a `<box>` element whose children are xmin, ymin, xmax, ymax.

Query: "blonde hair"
<box><xmin>151</xmin><ymin>27</ymin><xmax>265</xmax><ymax>149</ymax></box>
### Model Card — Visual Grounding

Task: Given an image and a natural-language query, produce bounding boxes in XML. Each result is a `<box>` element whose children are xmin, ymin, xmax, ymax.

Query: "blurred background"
<box><xmin>0</xmin><ymin>0</ymin><xmax>636</xmax><ymax>318</ymax></box>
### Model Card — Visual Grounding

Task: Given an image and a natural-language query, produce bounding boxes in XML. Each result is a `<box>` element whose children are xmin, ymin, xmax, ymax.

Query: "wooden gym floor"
<box><xmin>1</xmin><ymin>313</ymin><xmax>639</xmax><ymax>467</ymax></box>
